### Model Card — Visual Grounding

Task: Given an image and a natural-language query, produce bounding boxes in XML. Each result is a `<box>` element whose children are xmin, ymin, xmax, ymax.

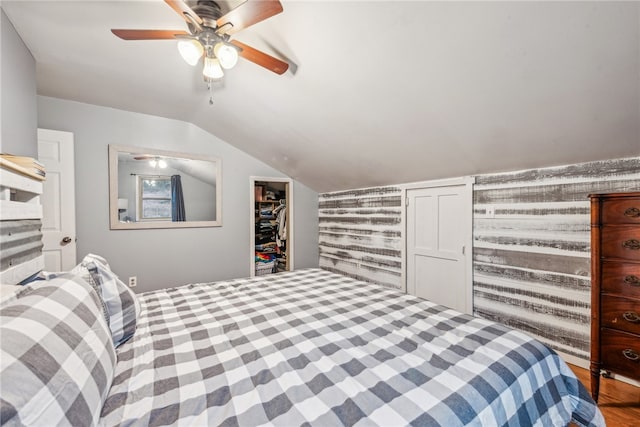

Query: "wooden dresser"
<box><xmin>589</xmin><ymin>191</ymin><xmax>640</xmax><ymax>402</ymax></box>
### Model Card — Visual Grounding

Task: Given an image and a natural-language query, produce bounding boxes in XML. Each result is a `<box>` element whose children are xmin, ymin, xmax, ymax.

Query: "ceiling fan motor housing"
<box><xmin>190</xmin><ymin>0</ymin><xmax>223</xmax><ymax>30</ymax></box>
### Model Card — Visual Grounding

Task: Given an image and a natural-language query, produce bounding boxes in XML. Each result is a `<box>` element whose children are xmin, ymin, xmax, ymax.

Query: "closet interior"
<box><xmin>254</xmin><ymin>181</ymin><xmax>289</xmax><ymax>276</ymax></box>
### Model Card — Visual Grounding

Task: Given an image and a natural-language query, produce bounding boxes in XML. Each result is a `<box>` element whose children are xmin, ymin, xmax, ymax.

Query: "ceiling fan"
<box><xmin>112</xmin><ymin>0</ymin><xmax>289</xmax><ymax>85</ymax></box>
<box><xmin>133</xmin><ymin>155</ymin><xmax>168</xmax><ymax>168</ymax></box>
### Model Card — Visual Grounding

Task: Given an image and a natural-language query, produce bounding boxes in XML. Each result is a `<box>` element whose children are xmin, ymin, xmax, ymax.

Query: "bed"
<box><xmin>1</xmin><ymin>257</ymin><xmax>604</xmax><ymax>426</ymax></box>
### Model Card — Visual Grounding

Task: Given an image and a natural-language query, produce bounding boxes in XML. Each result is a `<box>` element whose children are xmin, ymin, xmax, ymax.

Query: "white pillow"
<box><xmin>0</xmin><ymin>274</ymin><xmax>116</xmax><ymax>425</ymax></box>
<box><xmin>72</xmin><ymin>254</ymin><xmax>141</xmax><ymax>347</ymax></box>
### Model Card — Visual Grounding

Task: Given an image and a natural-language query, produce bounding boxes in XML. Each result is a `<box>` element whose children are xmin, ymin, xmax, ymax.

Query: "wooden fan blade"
<box><xmin>111</xmin><ymin>29</ymin><xmax>189</xmax><ymax>40</ymax></box>
<box><xmin>217</xmin><ymin>0</ymin><xmax>283</xmax><ymax>35</ymax></box>
<box><xmin>164</xmin><ymin>0</ymin><xmax>203</xmax><ymax>25</ymax></box>
<box><xmin>231</xmin><ymin>40</ymin><xmax>289</xmax><ymax>75</ymax></box>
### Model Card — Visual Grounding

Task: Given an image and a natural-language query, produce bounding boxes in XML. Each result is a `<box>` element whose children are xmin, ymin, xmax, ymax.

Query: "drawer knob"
<box><xmin>622</xmin><ymin>239</ymin><xmax>640</xmax><ymax>250</ymax></box>
<box><xmin>624</xmin><ymin>275</ymin><xmax>640</xmax><ymax>286</ymax></box>
<box><xmin>622</xmin><ymin>311</ymin><xmax>640</xmax><ymax>323</ymax></box>
<box><xmin>622</xmin><ymin>349</ymin><xmax>639</xmax><ymax>361</ymax></box>
<box><xmin>624</xmin><ymin>207</ymin><xmax>640</xmax><ymax>218</ymax></box>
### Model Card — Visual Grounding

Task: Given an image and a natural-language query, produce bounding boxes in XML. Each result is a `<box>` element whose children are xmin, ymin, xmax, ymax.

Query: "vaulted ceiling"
<box><xmin>2</xmin><ymin>1</ymin><xmax>639</xmax><ymax>192</ymax></box>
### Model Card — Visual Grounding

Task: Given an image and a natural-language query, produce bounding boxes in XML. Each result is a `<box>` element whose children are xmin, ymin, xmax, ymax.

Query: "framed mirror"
<box><xmin>109</xmin><ymin>145</ymin><xmax>222</xmax><ymax>229</ymax></box>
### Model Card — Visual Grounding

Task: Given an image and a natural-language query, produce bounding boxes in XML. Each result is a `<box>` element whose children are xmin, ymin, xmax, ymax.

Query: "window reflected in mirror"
<box><xmin>109</xmin><ymin>145</ymin><xmax>221</xmax><ymax>229</ymax></box>
<box><xmin>138</xmin><ymin>176</ymin><xmax>172</xmax><ymax>221</ymax></box>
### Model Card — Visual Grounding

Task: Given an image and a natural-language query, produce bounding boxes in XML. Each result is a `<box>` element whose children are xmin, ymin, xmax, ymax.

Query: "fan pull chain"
<box><xmin>208</xmin><ymin>80</ymin><xmax>214</xmax><ymax>105</ymax></box>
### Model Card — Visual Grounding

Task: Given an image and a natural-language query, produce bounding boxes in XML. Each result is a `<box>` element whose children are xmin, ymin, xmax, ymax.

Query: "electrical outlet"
<box><xmin>128</xmin><ymin>276</ymin><xmax>137</xmax><ymax>287</ymax></box>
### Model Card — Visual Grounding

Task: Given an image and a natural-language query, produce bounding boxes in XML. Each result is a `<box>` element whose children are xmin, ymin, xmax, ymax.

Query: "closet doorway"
<box><xmin>250</xmin><ymin>177</ymin><xmax>293</xmax><ymax>277</ymax></box>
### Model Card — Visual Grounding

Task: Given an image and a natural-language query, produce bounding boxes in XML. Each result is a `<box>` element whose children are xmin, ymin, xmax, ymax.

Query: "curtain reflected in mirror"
<box><xmin>109</xmin><ymin>145</ymin><xmax>221</xmax><ymax>229</ymax></box>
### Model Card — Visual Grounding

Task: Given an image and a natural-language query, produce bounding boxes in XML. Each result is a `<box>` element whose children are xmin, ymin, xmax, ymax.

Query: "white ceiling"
<box><xmin>3</xmin><ymin>1</ymin><xmax>639</xmax><ymax>192</ymax></box>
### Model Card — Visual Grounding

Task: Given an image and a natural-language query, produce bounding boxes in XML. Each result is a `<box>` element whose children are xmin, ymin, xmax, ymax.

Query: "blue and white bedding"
<box><xmin>1</xmin><ymin>274</ymin><xmax>117</xmax><ymax>426</ymax></box>
<box><xmin>98</xmin><ymin>268</ymin><xmax>603</xmax><ymax>426</ymax></box>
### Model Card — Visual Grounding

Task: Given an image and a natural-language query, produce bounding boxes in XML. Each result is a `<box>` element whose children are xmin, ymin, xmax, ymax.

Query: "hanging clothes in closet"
<box><xmin>274</xmin><ymin>201</ymin><xmax>287</xmax><ymax>248</ymax></box>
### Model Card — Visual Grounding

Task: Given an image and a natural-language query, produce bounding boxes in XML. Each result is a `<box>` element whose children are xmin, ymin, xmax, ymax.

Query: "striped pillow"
<box><xmin>0</xmin><ymin>274</ymin><xmax>116</xmax><ymax>426</ymax></box>
<box><xmin>66</xmin><ymin>265</ymin><xmax>111</xmax><ymax>326</ymax></box>
<box><xmin>73</xmin><ymin>254</ymin><xmax>141</xmax><ymax>347</ymax></box>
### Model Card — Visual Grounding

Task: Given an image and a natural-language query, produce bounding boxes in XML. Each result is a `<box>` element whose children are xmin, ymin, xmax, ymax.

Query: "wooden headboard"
<box><xmin>0</xmin><ymin>157</ymin><xmax>45</xmax><ymax>285</ymax></box>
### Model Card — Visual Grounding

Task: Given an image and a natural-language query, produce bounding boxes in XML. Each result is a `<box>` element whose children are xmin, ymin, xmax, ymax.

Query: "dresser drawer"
<box><xmin>601</xmin><ymin>226</ymin><xmax>640</xmax><ymax>261</ymax></box>
<box><xmin>602</xmin><ymin>198</ymin><xmax>640</xmax><ymax>225</ymax></box>
<box><xmin>600</xmin><ymin>328</ymin><xmax>640</xmax><ymax>380</ymax></box>
<box><xmin>602</xmin><ymin>261</ymin><xmax>640</xmax><ymax>299</ymax></box>
<box><xmin>601</xmin><ymin>295</ymin><xmax>640</xmax><ymax>335</ymax></box>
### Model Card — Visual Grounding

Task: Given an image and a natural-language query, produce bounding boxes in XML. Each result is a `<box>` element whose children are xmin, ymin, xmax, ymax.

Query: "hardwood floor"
<box><xmin>568</xmin><ymin>364</ymin><xmax>640</xmax><ymax>426</ymax></box>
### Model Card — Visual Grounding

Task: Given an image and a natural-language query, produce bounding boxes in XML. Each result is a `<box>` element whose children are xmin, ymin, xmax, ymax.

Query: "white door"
<box><xmin>37</xmin><ymin>129</ymin><xmax>76</xmax><ymax>271</ymax></box>
<box><xmin>406</xmin><ymin>183</ymin><xmax>472</xmax><ymax>313</ymax></box>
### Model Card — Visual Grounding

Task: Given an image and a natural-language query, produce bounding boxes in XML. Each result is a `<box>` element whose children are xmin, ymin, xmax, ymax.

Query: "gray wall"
<box><xmin>1</xmin><ymin>10</ymin><xmax>37</xmax><ymax>157</ymax></box>
<box><xmin>318</xmin><ymin>156</ymin><xmax>640</xmax><ymax>362</ymax></box>
<box><xmin>38</xmin><ymin>96</ymin><xmax>319</xmax><ymax>292</ymax></box>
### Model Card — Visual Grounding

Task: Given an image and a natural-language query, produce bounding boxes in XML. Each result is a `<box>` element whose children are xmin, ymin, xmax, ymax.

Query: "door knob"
<box><xmin>61</xmin><ymin>236</ymin><xmax>72</xmax><ymax>245</ymax></box>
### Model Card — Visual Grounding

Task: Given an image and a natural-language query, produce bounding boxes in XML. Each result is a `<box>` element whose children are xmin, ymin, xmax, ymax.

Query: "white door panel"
<box><xmin>413</xmin><ymin>194</ymin><xmax>437</xmax><ymax>250</ymax></box>
<box><xmin>414</xmin><ymin>256</ymin><xmax>464</xmax><ymax>309</ymax></box>
<box><xmin>38</xmin><ymin>129</ymin><xmax>76</xmax><ymax>271</ymax></box>
<box><xmin>437</xmin><ymin>193</ymin><xmax>464</xmax><ymax>256</ymax></box>
<box><xmin>40</xmin><ymin>172</ymin><xmax>61</xmax><ymax>230</ymax></box>
<box><xmin>407</xmin><ymin>183</ymin><xmax>472</xmax><ymax>314</ymax></box>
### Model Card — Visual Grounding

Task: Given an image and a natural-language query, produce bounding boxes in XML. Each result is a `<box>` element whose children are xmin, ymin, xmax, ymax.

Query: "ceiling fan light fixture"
<box><xmin>148</xmin><ymin>157</ymin><xmax>167</xmax><ymax>168</ymax></box>
<box><xmin>203</xmin><ymin>56</ymin><xmax>224</xmax><ymax>79</ymax></box>
<box><xmin>214</xmin><ymin>42</ymin><xmax>239</xmax><ymax>69</ymax></box>
<box><xmin>177</xmin><ymin>38</ymin><xmax>204</xmax><ymax>66</ymax></box>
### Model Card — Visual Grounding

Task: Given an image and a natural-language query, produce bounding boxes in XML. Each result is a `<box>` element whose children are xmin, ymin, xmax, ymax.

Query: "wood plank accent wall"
<box><xmin>318</xmin><ymin>187</ymin><xmax>403</xmax><ymax>289</ymax></box>
<box><xmin>473</xmin><ymin>157</ymin><xmax>639</xmax><ymax>360</ymax></box>
<box><xmin>318</xmin><ymin>157</ymin><xmax>639</xmax><ymax>361</ymax></box>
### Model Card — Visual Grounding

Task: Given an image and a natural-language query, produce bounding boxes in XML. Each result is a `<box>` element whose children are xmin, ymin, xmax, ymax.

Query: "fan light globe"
<box><xmin>214</xmin><ymin>42</ymin><xmax>239</xmax><ymax>69</ymax></box>
<box><xmin>203</xmin><ymin>56</ymin><xmax>224</xmax><ymax>79</ymax></box>
<box><xmin>178</xmin><ymin>39</ymin><xmax>204</xmax><ymax>66</ymax></box>
<box><xmin>158</xmin><ymin>159</ymin><xmax>167</xmax><ymax>168</ymax></box>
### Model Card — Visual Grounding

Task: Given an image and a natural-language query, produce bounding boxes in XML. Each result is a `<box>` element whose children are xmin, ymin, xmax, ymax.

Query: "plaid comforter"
<box><xmin>100</xmin><ymin>268</ymin><xmax>604</xmax><ymax>426</ymax></box>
